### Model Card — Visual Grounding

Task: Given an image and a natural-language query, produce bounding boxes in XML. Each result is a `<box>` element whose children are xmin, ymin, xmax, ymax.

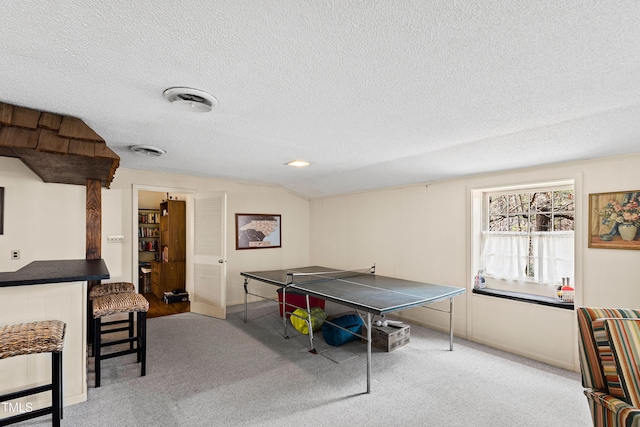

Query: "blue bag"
<box><xmin>322</xmin><ymin>314</ymin><xmax>364</xmax><ymax>346</ymax></box>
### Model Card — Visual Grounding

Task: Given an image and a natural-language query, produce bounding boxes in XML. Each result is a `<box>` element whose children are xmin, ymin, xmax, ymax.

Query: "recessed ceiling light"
<box><xmin>286</xmin><ymin>160</ymin><xmax>310</xmax><ymax>167</ymax></box>
<box><xmin>129</xmin><ymin>145</ymin><xmax>166</xmax><ymax>156</ymax></box>
<box><xmin>163</xmin><ymin>87</ymin><xmax>218</xmax><ymax>112</ymax></box>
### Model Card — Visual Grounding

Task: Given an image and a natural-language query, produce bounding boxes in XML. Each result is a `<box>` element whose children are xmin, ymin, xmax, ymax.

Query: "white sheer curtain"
<box><xmin>481</xmin><ymin>231</ymin><xmax>574</xmax><ymax>284</ymax></box>
<box><xmin>531</xmin><ymin>231</ymin><xmax>574</xmax><ymax>284</ymax></box>
<box><xmin>480</xmin><ymin>232</ymin><xmax>530</xmax><ymax>282</ymax></box>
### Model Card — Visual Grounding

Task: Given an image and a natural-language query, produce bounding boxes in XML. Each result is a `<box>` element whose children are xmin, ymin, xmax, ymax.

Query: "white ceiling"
<box><xmin>2</xmin><ymin>1</ymin><xmax>639</xmax><ymax>198</ymax></box>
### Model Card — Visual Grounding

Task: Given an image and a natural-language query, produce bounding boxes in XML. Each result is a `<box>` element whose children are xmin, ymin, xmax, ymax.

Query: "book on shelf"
<box><xmin>138</xmin><ymin>212</ymin><xmax>160</xmax><ymax>224</ymax></box>
<box><xmin>138</xmin><ymin>227</ymin><xmax>161</xmax><ymax>238</ymax></box>
<box><xmin>139</xmin><ymin>240</ymin><xmax>159</xmax><ymax>252</ymax></box>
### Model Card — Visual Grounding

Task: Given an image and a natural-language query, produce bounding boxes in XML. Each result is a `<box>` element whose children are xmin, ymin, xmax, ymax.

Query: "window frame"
<box><xmin>485</xmin><ymin>185</ymin><xmax>575</xmax><ymax>235</ymax></box>
<box><xmin>470</xmin><ymin>179</ymin><xmax>576</xmax><ymax>308</ymax></box>
<box><xmin>483</xmin><ymin>184</ymin><xmax>574</xmax><ymax>284</ymax></box>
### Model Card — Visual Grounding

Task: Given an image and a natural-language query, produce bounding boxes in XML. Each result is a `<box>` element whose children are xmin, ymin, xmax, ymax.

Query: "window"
<box><xmin>473</xmin><ymin>182</ymin><xmax>575</xmax><ymax>302</ymax></box>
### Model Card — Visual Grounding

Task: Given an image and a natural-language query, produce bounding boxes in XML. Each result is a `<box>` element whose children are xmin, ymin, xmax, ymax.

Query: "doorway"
<box><xmin>136</xmin><ymin>188</ymin><xmax>189</xmax><ymax>318</ymax></box>
<box><xmin>132</xmin><ymin>185</ymin><xmax>228</xmax><ymax>320</ymax></box>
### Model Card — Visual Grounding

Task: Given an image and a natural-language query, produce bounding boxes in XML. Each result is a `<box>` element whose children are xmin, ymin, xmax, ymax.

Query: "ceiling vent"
<box><xmin>129</xmin><ymin>145</ymin><xmax>166</xmax><ymax>156</ymax></box>
<box><xmin>163</xmin><ymin>87</ymin><xmax>218</xmax><ymax>112</ymax></box>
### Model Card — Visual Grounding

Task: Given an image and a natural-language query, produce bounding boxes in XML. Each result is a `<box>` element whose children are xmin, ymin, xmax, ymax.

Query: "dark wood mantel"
<box><xmin>0</xmin><ymin>102</ymin><xmax>115</xmax><ymax>270</ymax></box>
<box><xmin>0</xmin><ymin>102</ymin><xmax>119</xmax><ymax>188</ymax></box>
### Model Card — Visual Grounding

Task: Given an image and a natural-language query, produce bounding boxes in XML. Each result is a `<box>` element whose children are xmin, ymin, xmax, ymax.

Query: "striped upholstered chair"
<box><xmin>577</xmin><ymin>307</ymin><xmax>640</xmax><ymax>426</ymax></box>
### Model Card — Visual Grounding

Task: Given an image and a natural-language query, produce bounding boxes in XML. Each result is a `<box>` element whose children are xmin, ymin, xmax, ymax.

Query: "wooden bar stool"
<box><xmin>88</xmin><ymin>282</ymin><xmax>136</xmax><ymax>356</ymax></box>
<box><xmin>0</xmin><ymin>320</ymin><xmax>65</xmax><ymax>427</ymax></box>
<box><xmin>92</xmin><ymin>293</ymin><xmax>148</xmax><ymax>388</ymax></box>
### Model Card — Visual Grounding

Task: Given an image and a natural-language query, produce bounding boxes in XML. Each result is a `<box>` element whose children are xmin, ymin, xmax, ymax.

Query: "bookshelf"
<box><xmin>138</xmin><ymin>208</ymin><xmax>160</xmax><ymax>293</ymax></box>
<box><xmin>138</xmin><ymin>209</ymin><xmax>160</xmax><ymax>263</ymax></box>
<box><xmin>150</xmin><ymin>200</ymin><xmax>186</xmax><ymax>299</ymax></box>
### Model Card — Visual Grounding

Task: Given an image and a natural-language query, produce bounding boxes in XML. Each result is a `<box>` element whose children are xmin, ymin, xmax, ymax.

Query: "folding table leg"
<box><xmin>305</xmin><ymin>295</ymin><xmax>316</xmax><ymax>353</ymax></box>
<box><xmin>366</xmin><ymin>312</ymin><xmax>372</xmax><ymax>394</ymax></box>
<box><xmin>282</xmin><ymin>288</ymin><xmax>289</xmax><ymax>339</ymax></box>
<box><xmin>449</xmin><ymin>298</ymin><xmax>454</xmax><ymax>351</ymax></box>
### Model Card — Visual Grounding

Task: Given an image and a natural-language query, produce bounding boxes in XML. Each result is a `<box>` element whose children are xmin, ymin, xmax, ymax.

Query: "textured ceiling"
<box><xmin>1</xmin><ymin>1</ymin><xmax>639</xmax><ymax>198</ymax></box>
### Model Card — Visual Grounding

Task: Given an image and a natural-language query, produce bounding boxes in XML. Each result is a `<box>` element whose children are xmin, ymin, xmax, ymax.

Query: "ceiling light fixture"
<box><xmin>286</xmin><ymin>160</ymin><xmax>310</xmax><ymax>167</ymax></box>
<box><xmin>129</xmin><ymin>145</ymin><xmax>166</xmax><ymax>156</ymax></box>
<box><xmin>163</xmin><ymin>87</ymin><xmax>218</xmax><ymax>112</ymax></box>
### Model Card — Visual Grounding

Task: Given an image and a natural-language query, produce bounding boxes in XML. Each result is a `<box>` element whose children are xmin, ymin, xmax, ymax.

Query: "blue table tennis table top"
<box><xmin>241</xmin><ymin>266</ymin><xmax>466</xmax><ymax>316</ymax></box>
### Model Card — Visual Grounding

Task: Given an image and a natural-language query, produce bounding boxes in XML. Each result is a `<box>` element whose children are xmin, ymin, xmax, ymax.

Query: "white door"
<box><xmin>187</xmin><ymin>192</ymin><xmax>227</xmax><ymax>318</ymax></box>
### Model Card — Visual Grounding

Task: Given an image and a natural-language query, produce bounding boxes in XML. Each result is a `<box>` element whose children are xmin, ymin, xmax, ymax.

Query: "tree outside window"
<box><xmin>483</xmin><ymin>188</ymin><xmax>574</xmax><ymax>282</ymax></box>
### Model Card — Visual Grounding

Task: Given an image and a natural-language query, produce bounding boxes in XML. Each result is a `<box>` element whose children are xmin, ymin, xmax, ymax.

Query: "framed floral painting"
<box><xmin>589</xmin><ymin>190</ymin><xmax>640</xmax><ymax>249</ymax></box>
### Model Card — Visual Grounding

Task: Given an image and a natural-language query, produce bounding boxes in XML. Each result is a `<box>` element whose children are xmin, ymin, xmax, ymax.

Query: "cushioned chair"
<box><xmin>577</xmin><ymin>307</ymin><xmax>640</xmax><ymax>426</ymax></box>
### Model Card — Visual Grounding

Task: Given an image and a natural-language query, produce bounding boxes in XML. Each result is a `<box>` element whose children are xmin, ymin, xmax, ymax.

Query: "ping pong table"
<box><xmin>241</xmin><ymin>265</ymin><xmax>466</xmax><ymax>393</ymax></box>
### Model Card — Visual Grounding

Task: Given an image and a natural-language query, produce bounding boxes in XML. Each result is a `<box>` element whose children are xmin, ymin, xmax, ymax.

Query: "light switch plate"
<box><xmin>107</xmin><ymin>235</ymin><xmax>125</xmax><ymax>243</ymax></box>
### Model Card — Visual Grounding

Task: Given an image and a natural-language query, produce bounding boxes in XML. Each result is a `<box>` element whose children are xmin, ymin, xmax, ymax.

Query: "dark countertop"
<box><xmin>0</xmin><ymin>259</ymin><xmax>110</xmax><ymax>287</ymax></box>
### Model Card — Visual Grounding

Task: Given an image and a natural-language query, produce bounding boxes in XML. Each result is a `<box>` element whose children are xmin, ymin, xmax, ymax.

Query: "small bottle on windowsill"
<box><xmin>474</xmin><ymin>270</ymin><xmax>486</xmax><ymax>289</ymax></box>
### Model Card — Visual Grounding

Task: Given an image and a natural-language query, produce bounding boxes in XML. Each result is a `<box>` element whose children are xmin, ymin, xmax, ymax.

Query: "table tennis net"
<box><xmin>286</xmin><ymin>267</ymin><xmax>374</xmax><ymax>285</ymax></box>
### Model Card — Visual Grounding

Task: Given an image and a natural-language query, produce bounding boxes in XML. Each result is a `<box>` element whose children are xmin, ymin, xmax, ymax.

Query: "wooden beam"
<box><xmin>0</xmin><ymin>102</ymin><xmax>119</xmax><ymax>188</ymax></box>
<box><xmin>94</xmin><ymin>142</ymin><xmax>119</xmax><ymax>160</ymax></box>
<box><xmin>0</xmin><ymin>103</ymin><xmax>13</xmax><ymax>125</ymax></box>
<box><xmin>59</xmin><ymin>117</ymin><xmax>104</xmax><ymax>142</ymax></box>
<box><xmin>0</xmin><ymin>125</ymin><xmax>17</xmax><ymax>157</ymax></box>
<box><xmin>38</xmin><ymin>112</ymin><xmax>63</xmax><ymax>131</ymax></box>
<box><xmin>86</xmin><ymin>179</ymin><xmax>101</xmax><ymax>260</ymax></box>
<box><xmin>69</xmin><ymin>139</ymin><xmax>96</xmax><ymax>157</ymax></box>
<box><xmin>37</xmin><ymin>129</ymin><xmax>69</xmax><ymax>154</ymax></box>
<box><xmin>0</xmin><ymin>126</ymin><xmax>39</xmax><ymax>148</ymax></box>
<box><xmin>11</xmin><ymin>106</ymin><xmax>41</xmax><ymax>129</ymax></box>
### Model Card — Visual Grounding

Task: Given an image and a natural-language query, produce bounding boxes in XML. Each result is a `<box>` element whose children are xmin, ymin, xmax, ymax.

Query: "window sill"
<box><xmin>472</xmin><ymin>288</ymin><xmax>574</xmax><ymax>310</ymax></box>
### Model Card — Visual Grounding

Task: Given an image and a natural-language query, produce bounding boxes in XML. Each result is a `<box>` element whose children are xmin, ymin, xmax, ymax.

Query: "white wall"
<box><xmin>0</xmin><ymin>159</ymin><xmax>310</xmax><ymax>307</ymax></box>
<box><xmin>3</xmin><ymin>152</ymin><xmax>640</xmax><ymax>373</ymax></box>
<box><xmin>0</xmin><ymin>157</ymin><xmax>86</xmax><ymax>271</ymax></box>
<box><xmin>138</xmin><ymin>190</ymin><xmax>164</xmax><ymax>211</ymax></box>
<box><xmin>310</xmin><ymin>153</ymin><xmax>640</xmax><ymax>372</ymax></box>
<box><xmin>104</xmin><ymin>168</ymin><xmax>310</xmax><ymax>306</ymax></box>
<box><xmin>0</xmin><ymin>158</ymin><xmax>90</xmax><ymax>409</ymax></box>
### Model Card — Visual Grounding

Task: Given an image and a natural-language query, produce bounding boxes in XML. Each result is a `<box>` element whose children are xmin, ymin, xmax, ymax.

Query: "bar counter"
<box><xmin>0</xmin><ymin>259</ymin><xmax>109</xmax><ymax>287</ymax></box>
<box><xmin>0</xmin><ymin>259</ymin><xmax>110</xmax><ymax>420</ymax></box>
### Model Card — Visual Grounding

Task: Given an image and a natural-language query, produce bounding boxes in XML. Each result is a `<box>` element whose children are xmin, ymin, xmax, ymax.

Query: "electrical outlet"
<box><xmin>11</xmin><ymin>250</ymin><xmax>20</xmax><ymax>260</ymax></box>
<box><xmin>107</xmin><ymin>235</ymin><xmax>125</xmax><ymax>243</ymax></box>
